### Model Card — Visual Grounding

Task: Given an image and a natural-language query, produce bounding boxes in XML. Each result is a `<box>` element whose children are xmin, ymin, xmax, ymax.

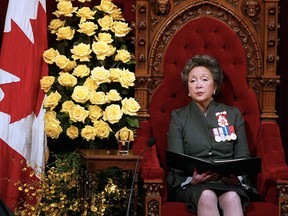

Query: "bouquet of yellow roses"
<box><xmin>40</xmin><ymin>0</ymin><xmax>140</xmax><ymax>149</ymax></box>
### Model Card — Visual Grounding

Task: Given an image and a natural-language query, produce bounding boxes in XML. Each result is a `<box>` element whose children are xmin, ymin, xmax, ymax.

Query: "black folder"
<box><xmin>166</xmin><ymin>150</ymin><xmax>261</xmax><ymax>176</ymax></box>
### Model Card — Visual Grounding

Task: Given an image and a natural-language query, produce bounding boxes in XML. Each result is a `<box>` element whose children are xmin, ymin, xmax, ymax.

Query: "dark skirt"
<box><xmin>175</xmin><ymin>180</ymin><xmax>250</xmax><ymax>213</ymax></box>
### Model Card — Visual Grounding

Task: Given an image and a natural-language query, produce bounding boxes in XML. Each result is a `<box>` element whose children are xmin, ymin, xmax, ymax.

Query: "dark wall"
<box><xmin>0</xmin><ymin>0</ymin><xmax>9</xmax><ymax>50</ymax></box>
<box><xmin>277</xmin><ymin>0</ymin><xmax>288</xmax><ymax>161</ymax></box>
<box><xmin>0</xmin><ymin>1</ymin><xmax>287</xmax><ymax>160</ymax></box>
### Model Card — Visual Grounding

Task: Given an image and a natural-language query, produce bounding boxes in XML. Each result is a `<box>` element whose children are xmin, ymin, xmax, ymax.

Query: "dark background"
<box><xmin>0</xmin><ymin>0</ymin><xmax>287</xmax><ymax>161</ymax></box>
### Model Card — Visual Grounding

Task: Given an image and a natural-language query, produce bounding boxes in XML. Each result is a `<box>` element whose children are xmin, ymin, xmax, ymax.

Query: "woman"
<box><xmin>167</xmin><ymin>54</ymin><xmax>255</xmax><ymax>216</ymax></box>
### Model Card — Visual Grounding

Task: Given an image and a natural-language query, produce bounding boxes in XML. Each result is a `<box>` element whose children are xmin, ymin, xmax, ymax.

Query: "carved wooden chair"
<box><xmin>132</xmin><ymin>0</ymin><xmax>288</xmax><ymax>215</ymax></box>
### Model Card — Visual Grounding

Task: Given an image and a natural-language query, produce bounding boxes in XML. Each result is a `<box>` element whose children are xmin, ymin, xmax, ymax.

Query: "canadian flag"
<box><xmin>0</xmin><ymin>0</ymin><xmax>48</xmax><ymax>211</ymax></box>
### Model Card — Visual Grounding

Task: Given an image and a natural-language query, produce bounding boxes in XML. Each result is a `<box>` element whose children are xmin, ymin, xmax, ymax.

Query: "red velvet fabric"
<box><xmin>134</xmin><ymin>17</ymin><xmax>281</xmax><ymax>215</ymax></box>
<box><xmin>257</xmin><ymin>122</ymin><xmax>288</xmax><ymax>203</ymax></box>
<box><xmin>133</xmin><ymin>121</ymin><xmax>165</xmax><ymax>181</ymax></box>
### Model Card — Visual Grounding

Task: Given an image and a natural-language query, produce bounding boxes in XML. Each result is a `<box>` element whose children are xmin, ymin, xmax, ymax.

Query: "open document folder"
<box><xmin>166</xmin><ymin>150</ymin><xmax>261</xmax><ymax>176</ymax></box>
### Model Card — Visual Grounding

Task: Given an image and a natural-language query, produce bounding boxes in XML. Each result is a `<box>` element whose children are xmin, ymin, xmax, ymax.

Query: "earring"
<box><xmin>188</xmin><ymin>93</ymin><xmax>190</xmax><ymax>97</ymax></box>
<box><xmin>213</xmin><ymin>90</ymin><xmax>216</xmax><ymax>95</ymax></box>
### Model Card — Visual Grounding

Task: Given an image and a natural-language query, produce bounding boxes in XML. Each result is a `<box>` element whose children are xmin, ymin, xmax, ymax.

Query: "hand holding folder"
<box><xmin>166</xmin><ymin>150</ymin><xmax>261</xmax><ymax>176</ymax></box>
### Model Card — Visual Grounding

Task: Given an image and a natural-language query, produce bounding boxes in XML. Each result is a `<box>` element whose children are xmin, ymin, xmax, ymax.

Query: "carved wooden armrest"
<box><xmin>277</xmin><ymin>180</ymin><xmax>288</xmax><ymax>216</ymax></box>
<box><xmin>142</xmin><ymin>178</ymin><xmax>164</xmax><ymax>216</ymax></box>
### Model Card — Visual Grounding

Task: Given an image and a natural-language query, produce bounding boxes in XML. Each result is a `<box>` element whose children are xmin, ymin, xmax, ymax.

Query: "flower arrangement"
<box><xmin>14</xmin><ymin>151</ymin><xmax>129</xmax><ymax>216</ymax></box>
<box><xmin>40</xmin><ymin>0</ymin><xmax>140</xmax><ymax>149</ymax></box>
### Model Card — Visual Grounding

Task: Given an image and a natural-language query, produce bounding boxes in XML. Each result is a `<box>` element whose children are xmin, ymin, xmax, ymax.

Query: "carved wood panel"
<box><xmin>135</xmin><ymin>0</ymin><xmax>280</xmax><ymax>120</ymax></box>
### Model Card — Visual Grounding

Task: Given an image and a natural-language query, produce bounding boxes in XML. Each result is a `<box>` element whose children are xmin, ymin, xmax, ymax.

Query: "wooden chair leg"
<box><xmin>143</xmin><ymin>183</ymin><xmax>163</xmax><ymax>216</ymax></box>
<box><xmin>277</xmin><ymin>181</ymin><xmax>288</xmax><ymax>216</ymax></box>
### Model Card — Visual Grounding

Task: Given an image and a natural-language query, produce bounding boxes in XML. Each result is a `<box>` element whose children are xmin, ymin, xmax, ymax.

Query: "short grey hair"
<box><xmin>181</xmin><ymin>54</ymin><xmax>223</xmax><ymax>95</ymax></box>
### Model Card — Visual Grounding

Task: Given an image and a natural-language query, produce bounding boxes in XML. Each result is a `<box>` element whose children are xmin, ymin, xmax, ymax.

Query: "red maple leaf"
<box><xmin>0</xmin><ymin>4</ymin><xmax>48</xmax><ymax>124</ymax></box>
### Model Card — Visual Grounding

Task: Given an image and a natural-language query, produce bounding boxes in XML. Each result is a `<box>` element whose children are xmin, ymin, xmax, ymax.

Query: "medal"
<box><xmin>215</xmin><ymin>111</ymin><xmax>230</xmax><ymax>127</ymax></box>
<box><xmin>218</xmin><ymin>127</ymin><xmax>226</xmax><ymax>142</ymax></box>
<box><xmin>228</xmin><ymin>125</ymin><xmax>237</xmax><ymax>140</ymax></box>
<box><xmin>212</xmin><ymin>128</ymin><xmax>221</xmax><ymax>142</ymax></box>
<box><xmin>223</xmin><ymin>126</ymin><xmax>231</xmax><ymax>141</ymax></box>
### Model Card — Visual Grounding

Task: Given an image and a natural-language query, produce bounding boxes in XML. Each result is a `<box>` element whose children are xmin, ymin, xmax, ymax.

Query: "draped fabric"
<box><xmin>0</xmin><ymin>0</ymin><xmax>47</xmax><ymax>211</ymax></box>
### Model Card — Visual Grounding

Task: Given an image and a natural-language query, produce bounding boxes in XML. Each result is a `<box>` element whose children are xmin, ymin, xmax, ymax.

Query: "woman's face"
<box><xmin>187</xmin><ymin>66</ymin><xmax>216</xmax><ymax>106</ymax></box>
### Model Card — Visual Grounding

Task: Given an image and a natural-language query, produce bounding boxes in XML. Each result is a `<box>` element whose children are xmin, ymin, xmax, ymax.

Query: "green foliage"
<box><xmin>15</xmin><ymin>151</ymin><xmax>129</xmax><ymax>216</ymax></box>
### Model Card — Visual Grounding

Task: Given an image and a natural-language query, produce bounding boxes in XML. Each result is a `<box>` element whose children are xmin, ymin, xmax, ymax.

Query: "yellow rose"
<box><xmin>94</xmin><ymin>120</ymin><xmax>112</xmax><ymax>139</ymax></box>
<box><xmin>44</xmin><ymin>121</ymin><xmax>63</xmax><ymax>139</ymax></box>
<box><xmin>92</xmin><ymin>41</ymin><xmax>116</xmax><ymax>60</ymax></box>
<box><xmin>48</xmin><ymin>19</ymin><xmax>65</xmax><ymax>34</ymax></box>
<box><xmin>115</xmin><ymin>49</ymin><xmax>131</xmax><ymax>63</ymax></box>
<box><xmin>63</xmin><ymin>60</ymin><xmax>77</xmax><ymax>72</ymax></box>
<box><xmin>88</xmin><ymin>105</ymin><xmax>103</xmax><ymax>122</ymax></box>
<box><xmin>83</xmin><ymin>77</ymin><xmax>98</xmax><ymax>91</ymax></box>
<box><xmin>66</xmin><ymin>125</ymin><xmax>79</xmax><ymax>139</ymax></box>
<box><xmin>98</xmin><ymin>15</ymin><xmax>113</xmax><ymax>31</ymax></box>
<box><xmin>42</xmin><ymin>48</ymin><xmax>60</xmax><ymax>64</ymax></box>
<box><xmin>111</xmin><ymin>21</ymin><xmax>131</xmax><ymax>37</ymax></box>
<box><xmin>40</xmin><ymin>76</ymin><xmax>55</xmax><ymax>92</ymax></box>
<box><xmin>43</xmin><ymin>91</ymin><xmax>61</xmax><ymax>110</ymax></box>
<box><xmin>107</xmin><ymin>89</ymin><xmax>122</xmax><ymax>102</ymax></box>
<box><xmin>81</xmin><ymin>125</ymin><xmax>97</xmax><ymax>141</ymax></box>
<box><xmin>71</xmin><ymin>86</ymin><xmax>90</xmax><ymax>103</ymax></box>
<box><xmin>71</xmin><ymin>43</ymin><xmax>92</xmax><ymax>62</ymax></box>
<box><xmin>95</xmin><ymin>32</ymin><xmax>113</xmax><ymax>44</ymax></box>
<box><xmin>96</xmin><ymin>0</ymin><xmax>116</xmax><ymax>13</ymax></box>
<box><xmin>55</xmin><ymin>55</ymin><xmax>69</xmax><ymax>69</ymax></box>
<box><xmin>103</xmin><ymin>104</ymin><xmax>123</xmax><ymax>124</ymax></box>
<box><xmin>90</xmin><ymin>91</ymin><xmax>108</xmax><ymax>105</ymax></box>
<box><xmin>60</xmin><ymin>100</ymin><xmax>74</xmax><ymax>113</ymax></box>
<box><xmin>90</xmin><ymin>66</ymin><xmax>111</xmax><ymax>85</ymax></box>
<box><xmin>115</xmin><ymin>127</ymin><xmax>134</xmax><ymax>141</ymax></box>
<box><xmin>78</xmin><ymin>0</ymin><xmax>91</xmax><ymax>3</ymax></box>
<box><xmin>78</xmin><ymin>21</ymin><xmax>98</xmax><ymax>36</ymax></box>
<box><xmin>109</xmin><ymin>68</ymin><xmax>121</xmax><ymax>82</ymax></box>
<box><xmin>110</xmin><ymin>8</ymin><xmax>124</xmax><ymax>21</ymax></box>
<box><xmin>56</xmin><ymin>26</ymin><xmax>75</xmax><ymax>40</ymax></box>
<box><xmin>44</xmin><ymin>110</ymin><xmax>58</xmax><ymax>123</ymax></box>
<box><xmin>44</xmin><ymin>111</ymin><xmax>61</xmax><ymax>134</ymax></box>
<box><xmin>76</xmin><ymin>7</ymin><xmax>96</xmax><ymax>22</ymax></box>
<box><xmin>58</xmin><ymin>72</ymin><xmax>77</xmax><ymax>87</ymax></box>
<box><xmin>53</xmin><ymin>1</ymin><xmax>78</xmax><ymax>18</ymax></box>
<box><xmin>69</xmin><ymin>104</ymin><xmax>89</xmax><ymax>123</ymax></box>
<box><xmin>119</xmin><ymin>69</ymin><xmax>135</xmax><ymax>88</ymax></box>
<box><xmin>72</xmin><ymin>64</ymin><xmax>90</xmax><ymax>78</ymax></box>
<box><xmin>121</xmin><ymin>97</ymin><xmax>141</xmax><ymax>116</ymax></box>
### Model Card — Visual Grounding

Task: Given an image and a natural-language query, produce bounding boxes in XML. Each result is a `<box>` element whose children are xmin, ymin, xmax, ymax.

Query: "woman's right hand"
<box><xmin>191</xmin><ymin>169</ymin><xmax>219</xmax><ymax>185</ymax></box>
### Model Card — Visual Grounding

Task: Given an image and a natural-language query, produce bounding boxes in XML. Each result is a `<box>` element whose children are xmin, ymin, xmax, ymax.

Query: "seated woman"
<box><xmin>167</xmin><ymin>54</ymin><xmax>257</xmax><ymax>216</ymax></box>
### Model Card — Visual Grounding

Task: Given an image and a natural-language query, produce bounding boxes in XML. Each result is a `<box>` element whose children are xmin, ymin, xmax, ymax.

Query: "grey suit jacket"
<box><xmin>167</xmin><ymin>100</ymin><xmax>250</xmax><ymax>188</ymax></box>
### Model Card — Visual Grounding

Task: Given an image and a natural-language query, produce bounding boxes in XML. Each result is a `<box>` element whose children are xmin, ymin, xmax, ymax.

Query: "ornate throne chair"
<box><xmin>132</xmin><ymin>0</ymin><xmax>288</xmax><ymax>215</ymax></box>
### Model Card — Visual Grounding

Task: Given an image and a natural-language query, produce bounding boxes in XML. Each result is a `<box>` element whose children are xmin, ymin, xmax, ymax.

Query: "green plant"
<box><xmin>14</xmin><ymin>151</ymin><xmax>129</xmax><ymax>216</ymax></box>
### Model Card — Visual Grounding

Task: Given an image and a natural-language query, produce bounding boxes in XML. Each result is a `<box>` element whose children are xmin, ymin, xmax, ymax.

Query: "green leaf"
<box><xmin>125</xmin><ymin>116</ymin><xmax>140</xmax><ymax>128</ymax></box>
<box><xmin>120</xmin><ymin>44</ymin><xmax>127</xmax><ymax>49</ymax></box>
<box><xmin>125</xmin><ymin>60</ymin><xmax>136</xmax><ymax>65</ymax></box>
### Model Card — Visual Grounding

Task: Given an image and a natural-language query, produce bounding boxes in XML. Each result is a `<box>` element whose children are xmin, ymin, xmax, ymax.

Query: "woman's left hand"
<box><xmin>221</xmin><ymin>174</ymin><xmax>239</xmax><ymax>185</ymax></box>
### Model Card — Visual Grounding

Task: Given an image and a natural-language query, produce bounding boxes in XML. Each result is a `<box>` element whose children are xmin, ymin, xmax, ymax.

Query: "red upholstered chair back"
<box><xmin>148</xmin><ymin>17</ymin><xmax>261</xmax><ymax>172</ymax></box>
